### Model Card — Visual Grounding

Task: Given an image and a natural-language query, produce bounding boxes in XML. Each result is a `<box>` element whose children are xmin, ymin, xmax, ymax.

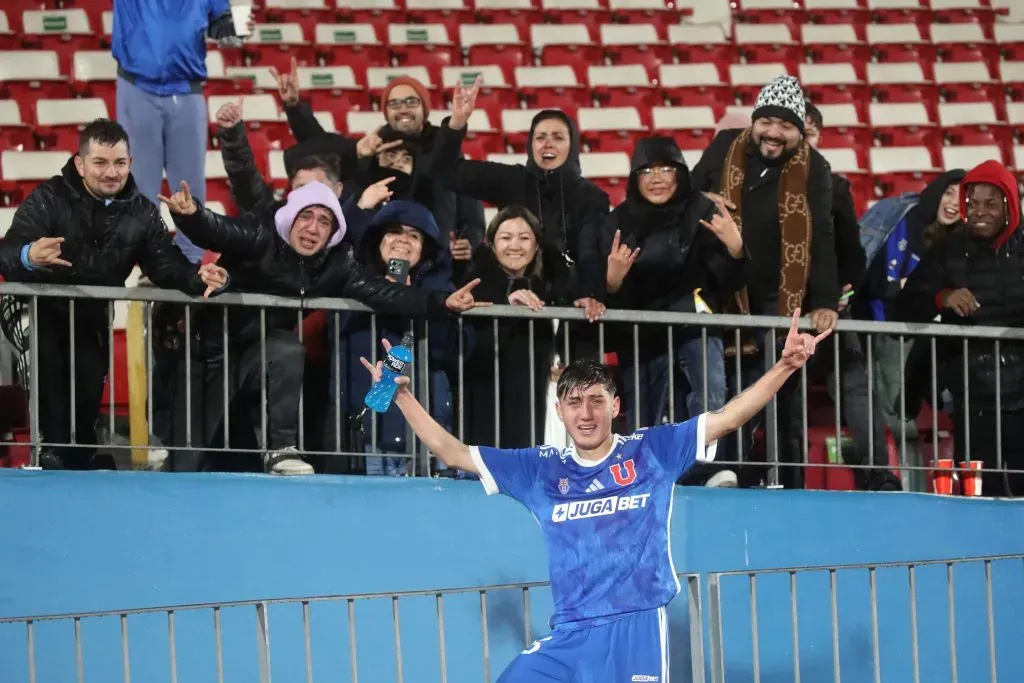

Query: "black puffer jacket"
<box><xmin>170</xmin><ymin>203</ymin><xmax>451</xmax><ymax>356</ymax></box>
<box><xmin>427</xmin><ymin>109</ymin><xmax>610</xmax><ymax>298</ymax></box>
<box><xmin>0</xmin><ymin>158</ymin><xmax>206</xmax><ymax>324</ymax></box>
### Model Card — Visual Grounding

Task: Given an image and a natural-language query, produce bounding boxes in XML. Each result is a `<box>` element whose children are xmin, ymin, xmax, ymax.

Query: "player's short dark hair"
<box><xmin>804</xmin><ymin>101</ymin><xmax>824</xmax><ymax>131</ymax></box>
<box><xmin>291</xmin><ymin>154</ymin><xmax>341</xmax><ymax>184</ymax></box>
<box><xmin>557</xmin><ymin>359</ymin><xmax>618</xmax><ymax>400</ymax></box>
<box><xmin>78</xmin><ymin>119</ymin><xmax>130</xmax><ymax>156</ymax></box>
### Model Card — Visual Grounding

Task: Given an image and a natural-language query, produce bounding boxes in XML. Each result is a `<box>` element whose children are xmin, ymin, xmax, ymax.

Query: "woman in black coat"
<box><xmin>460</xmin><ymin>206</ymin><xmax>572</xmax><ymax>448</ymax></box>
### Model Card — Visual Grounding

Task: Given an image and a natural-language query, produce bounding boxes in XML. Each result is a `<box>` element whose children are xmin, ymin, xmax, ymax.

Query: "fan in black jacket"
<box><xmin>0</xmin><ymin>121</ymin><xmax>219</xmax><ymax>470</ymax></box>
<box><xmin>160</xmin><ymin>180</ymin><xmax>487</xmax><ymax>475</ymax></box>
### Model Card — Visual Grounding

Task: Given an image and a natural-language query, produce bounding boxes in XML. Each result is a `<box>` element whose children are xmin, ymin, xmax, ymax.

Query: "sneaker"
<box><xmin>265</xmin><ymin>447</ymin><xmax>314</xmax><ymax>476</ymax></box>
<box><xmin>705</xmin><ymin>470</ymin><xmax>738</xmax><ymax>488</ymax></box>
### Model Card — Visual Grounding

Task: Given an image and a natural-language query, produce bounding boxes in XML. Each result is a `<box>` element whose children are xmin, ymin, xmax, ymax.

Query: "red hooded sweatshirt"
<box><xmin>959</xmin><ymin>159</ymin><xmax>1022</xmax><ymax>250</ymax></box>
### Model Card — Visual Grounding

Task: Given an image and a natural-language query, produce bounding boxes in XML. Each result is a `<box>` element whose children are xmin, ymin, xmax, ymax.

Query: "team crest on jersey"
<box><xmin>558</xmin><ymin>478</ymin><xmax>570</xmax><ymax>495</ymax></box>
<box><xmin>610</xmin><ymin>459</ymin><xmax>637</xmax><ymax>486</ymax></box>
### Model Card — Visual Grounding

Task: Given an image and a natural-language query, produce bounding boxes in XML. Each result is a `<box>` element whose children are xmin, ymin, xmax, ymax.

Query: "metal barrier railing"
<box><xmin>2</xmin><ymin>282</ymin><xmax>1024</xmax><ymax>494</ymax></box>
<box><xmin>2</xmin><ymin>555</ymin><xmax>1020</xmax><ymax>683</ymax></box>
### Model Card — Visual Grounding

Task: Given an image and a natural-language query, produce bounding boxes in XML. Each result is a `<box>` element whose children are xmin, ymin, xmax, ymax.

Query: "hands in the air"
<box><xmin>158</xmin><ymin>181</ymin><xmax>198</xmax><ymax>216</ymax></box>
<box><xmin>780</xmin><ymin>308</ymin><xmax>832</xmax><ymax>371</ymax></box>
<box><xmin>269</xmin><ymin>56</ymin><xmax>300</xmax><ymax>107</ymax></box>
<box><xmin>356</xmin><ymin>126</ymin><xmax>405</xmax><ymax>159</ymax></box>
<box><xmin>360</xmin><ymin>338</ymin><xmax>412</xmax><ymax>391</ymax></box>
<box><xmin>358</xmin><ymin>176</ymin><xmax>395</xmax><ymax>210</ymax></box>
<box><xmin>448</xmin><ymin>76</ymin><xmax>482</xmax><ymax>130</ymax></box>
<box><xmin>605</xmin><ymin>229</ymin><xmax>639</xmax><ymax>293</ymax></box>
<box><xmin>215</xmin><ymin>98</ymin><xmax>243</xmax><ymax>129</ymax></box>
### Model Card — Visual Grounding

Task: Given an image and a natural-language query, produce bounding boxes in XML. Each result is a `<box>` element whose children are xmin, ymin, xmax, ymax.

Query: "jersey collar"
<box><xmin>567</xmin><ymin>434</ymin><xmax>624</xmax><ymax>468</ymax></box>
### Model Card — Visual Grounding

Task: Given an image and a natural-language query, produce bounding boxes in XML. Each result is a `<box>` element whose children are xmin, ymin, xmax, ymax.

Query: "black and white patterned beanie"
<box><xmin>751</xmin><ymin>75</ymin><xmax>806</xmax><ymax>134</ymax></box>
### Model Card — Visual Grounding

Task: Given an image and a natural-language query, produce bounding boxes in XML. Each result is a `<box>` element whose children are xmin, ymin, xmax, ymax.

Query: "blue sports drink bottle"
<box><xmin>364</xmin><ymin>333</ymin><xmax>414</xmax><ymax>413</ymax></box>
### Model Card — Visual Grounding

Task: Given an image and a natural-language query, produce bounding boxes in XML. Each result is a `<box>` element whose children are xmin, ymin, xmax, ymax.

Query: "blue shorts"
<box><xmin>498</xmin><ymin>607</ymin><xmax>669</xmax><ymax>683</ymax></box>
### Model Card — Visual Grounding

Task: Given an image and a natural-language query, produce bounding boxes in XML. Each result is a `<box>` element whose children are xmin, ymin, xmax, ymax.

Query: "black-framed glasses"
<box><xmin>387</xmin><ymin>96</ymin><xmax>422</xmax><ymax>110</ymax></box>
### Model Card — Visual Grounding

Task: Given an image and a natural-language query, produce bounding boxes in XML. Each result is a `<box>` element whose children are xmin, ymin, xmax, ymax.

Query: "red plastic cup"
<box><xmin>960</xmin><ymin>461</ymin><xmax>984</xmax><ymax>497</ymax></box>
<box><xmin>933</xmin><ymin>459</ymin><xmax>955</xmax><ymax>495</ymax></box>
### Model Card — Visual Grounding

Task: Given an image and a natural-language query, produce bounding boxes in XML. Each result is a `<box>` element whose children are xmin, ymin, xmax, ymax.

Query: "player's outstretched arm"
<box><xmin>703</xmin><ymin>309</ymin><xmax>831</xmax><ymax>445</ymax></box>
<box><xmin>359</xmin><ymin>340</ymin><xmax>479</xmax><ymax>475</ymax></box>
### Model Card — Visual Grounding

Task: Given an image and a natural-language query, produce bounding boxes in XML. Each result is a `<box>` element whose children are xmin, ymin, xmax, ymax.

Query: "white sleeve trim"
<box><xmin>696</xmin><ymin>413</ymin><xmax>718</xmax><ymax>463</ymax></box>
<box><xmin>469</xmin><ymin>446</ymin><xmax>500</xmax><ymax>496</ymax></box>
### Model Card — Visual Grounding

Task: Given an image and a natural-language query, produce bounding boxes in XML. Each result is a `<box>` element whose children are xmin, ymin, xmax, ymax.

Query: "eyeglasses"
<box><xmin>637</xmin><ymin>166</ymin><xmax>678</xmax><ymax>177</ymax></box>
<box><xmin>386</xmin><ymin>96</ymin><xmax>422</xmax><ymax>110</ymax></box>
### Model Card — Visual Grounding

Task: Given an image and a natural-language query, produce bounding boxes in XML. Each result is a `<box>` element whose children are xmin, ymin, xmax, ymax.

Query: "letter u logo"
<box><xmin>610</xmin><ymin>459</ymin><xmax>636</xmax><ymax>486</ymax></box>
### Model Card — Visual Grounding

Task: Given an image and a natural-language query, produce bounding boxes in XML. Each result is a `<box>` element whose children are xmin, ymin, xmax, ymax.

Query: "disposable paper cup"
<box><xmin>933</xmin><ymin>459</ymin><xmax>954</xmax><ymax>495</ymax></box>
<box><xmin>231</xmin><ymin>5</ymin><xmax>253</xmax><ymax>37</ymax></box>
<box><xmin>960</xmin><ymin>461</ymin><xmax>983</xmax><ymax>497</ymax></box>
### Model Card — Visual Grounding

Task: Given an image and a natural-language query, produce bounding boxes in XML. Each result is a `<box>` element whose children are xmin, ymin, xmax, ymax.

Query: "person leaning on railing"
<box><xmin>0</xmin><ymin>119</ymin><xmax>227</xmax><ymax>471</ymax></box>
<box><xmin>158</xmin><ymin>180</ymin><xmax>488</xmax><ymax>476</ymax></box>
<box><xmin>892</xmin><ymin>159</ymin><xmax>1024</xmax><ymax>497</ymax></box>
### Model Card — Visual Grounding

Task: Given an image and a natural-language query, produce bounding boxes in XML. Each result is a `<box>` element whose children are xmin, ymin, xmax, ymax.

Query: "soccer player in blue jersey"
<box><xmin>361</xmin><ymin>309</ymin><xmax>830</xmax><ymax>682</ymax></box>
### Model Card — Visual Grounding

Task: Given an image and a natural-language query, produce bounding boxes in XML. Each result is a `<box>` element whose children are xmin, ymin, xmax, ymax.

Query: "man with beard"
<box><xmin>690</xmin><ymin>74</ymin><xmax>839</xmax><ymax>488</ymax></box>
<box><xmin>266</xmin><ymin>60</ymin><xmax>485</xmax><ymax>266</ymax></box>
<box><xmin>0</xmin><ymin>119</ymin><xmax>227</xmax><ymax>469</ymax></box>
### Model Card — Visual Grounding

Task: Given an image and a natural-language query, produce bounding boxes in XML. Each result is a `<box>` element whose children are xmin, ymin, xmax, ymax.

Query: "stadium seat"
<box><xmin>501</xmin><ymin>108</ymin><xmax>541</xmax><ymax>151</ymax></box>
<box><xmin>651</xmin><ymin>105</ymin><xmax>718</xmax><ymax>149</ymax></box>
<box><xmin>366</xmin><ymin>66</ymin><xmax>437</xmax><ymax>108</ymax></box>
<box><xmin>263</xmin><ymin>0</ymin><xmax>334</xmax><ymax>43</ymax></box>
<box><xmin>442</xmin><ymin>65</ymin><xmax>516</xmax><ymax>122</ymax></box>
<box><xmin>929</xmin><ymin>0</ymin><xmax>999</xmax><ymax>25</ymax></box>
<box><xmin>1014</xmin><ymin>144</ymin><xmax>1024</xmax><ymax>184</ymax></box>
<box><xmin>820</xmin><ymin>146</ymin><xmax>873</xmax><ymax>211</ymax></box>
<box><xmin>459</xmin><ymin>24</ymin><xmax>529</xmax><ymax>82</ymax></box>
<box><xmin>733</xmin><ymin>23</ymin><xmax>800</xmax><ymax>69</ymax></box>
<box><xmin>1008</xmin><ymin>101</ymin><xmax>1024</xmax><ymax>139</ymax></box>
<box><xmin>941</xmin><ymin>144</ymin><xmax>1005</xmax><ymax>170</ymax></box>
<box><xmin>314</xmin><ymin>24</ymin><xmax>387</xmax><ymax>83</ymax></box>
<box><xmin>336</xmin><ymin>0</ymin><xmax>403</xmax><ymax>38</ymax></box>
<box><xmin>244</xmin><ymin>23</ymin><xmax>316</xmax><ymax>74</ymax></box>
<box><xmin>803</xmin><ymin>0</ymin><xmax>870</xmax><ymax>27</ymax></box>
<box><xmin>866</xmin><ymin>0</ymin><xmax>929</xmax><ymax>26</ymax></box>
<box><xmin>866</xmin><ymin>22</ymin><xmax>934</xmax><ymax>64</ymax></box>
<box><xmin>930</xmin><ymin>22</ymin><xmax>999</xmax><ymax>67</ymax></box>
<box><xmin>0</xmin><ymin>50</ymin><xmax>70</xmax><ymax>120</ymax></box>
<box><xmin>799</xmin><ymin>62</ymin><xmax>868</xmax><ymax>107</ymax></box>
<box><xmin>815</xmin><ymin>102</ymin><xmax>872</xmax><ymax>156</ymax></box>
<box><xmin>407</xmin><ymin>0</ymin><xmax>475</xmax><ymax>43</ymax></box>
<box><xmin>0</xmin><ymin>100</ymin><xmax>31</xmax><ymax>151</ymax></box>
<box><xmin>587</xmin><ymin>65</ymin><xmax>656</xmax><ymax>116</ymax></box>
<box><xmin>0</xmin><ymin>11</ymin><xmax>18</xmax><ymax>50</ymax></box>
<box><xmin>870</xmin><ymin>101</ymin><xmax>941</xmax><ymax>150</ymax></box>
<box><xmin>599</xmin><ymin>23</ymin><xmax>670</xmax><ymax>76</ymax></box>
<box><xmin>540</xmin><ymin>0</ymin><xmax>611</xmax><ymax>41</ymax></box>
<box><xmin>204</xmin><ymin>50</ymin><xmax>253</xmax><ymax>97</ymax></box>
<box><xmin>734</xmin><ymin>0</ymin><xmax>807</xmax><ymax>34</ymax></box>
<box><xmin>607</xmin><ymin>0</ymin><xmax>678</xmax><ymax>37</ymax></box>
<box><xmin>579</xmin><ymin>151</ymin><xmax>630</xmax><ymax>204</ymax></box>
<box><xmin>346</xmin><ymin>110</ymin><xmax>385</xmax><ymax>137</ymax></box>
<box><xmin>472</xmin><ymin>0</ymin><xmax>543</xmax><ymax>40</ymax></box>
<box><xmin>296</xmin><ymin>66</ymin><xmax>367</xmax><ymax>115</ymax></box>
<box><xmin>658</xmin><ymin>63</ymin><xmax>730</xmax><ymax>113</ymax></box>
<box><xmin>203</xmin><ymin>149</ymin><xmax>236</xmax><ymax>213</ymax></box>
<box><xmin>530</xmin><ymin>24</ymin><xmax>601</xmax><ymax>79</ymax></box>
<box><xmin>101</xmin><ymin>10</ymin><xmax>112</xmax><ymax>48</ymax></box>
<box><xmin>267</xmin><ymin>149</ymin><xmax>291</xmax><ymax>192</ymax></box>
<box><xmin>938</xmin><ymin>102</ymin><xmax>1012</xmax><ymax>156</ymax></box>
<box><xmin>995</xmin><ymin>22</ymin><xmax>1024</xmax><ymax>61</ymax></box>
<box><xmin>20</xmin><ymin>10</ymin><xmax>97</xmax><ymax>73</ymax></box>
<box><xmin>35</xmin><ymin>97</ymin><xmax>109</xmax><ymax>151</ymax></box>
<box><xmin>0</xmin><ymin>150</ymin><xmax>67</xmax><ymax>204</ymax></box>
<box><xmin>867</xmin><ymin>62</ymin><xmax>937</xmax><ymax>106</ymax></box>
<box><xmin>1002</xmin><ymin>61</ymin><xmax>1024</xmax><ymax>101</ymax></box>
<box><xmin>224</xmin><ymin>65</ymin><xmax>280</xmax><ymax>91</ymax></box>
<box><xmin>0</xmin><ymin>206</ymin><xmax>16</xmax><ymax>237</ymax></box>
<box><xmin>387</xmin><ymin>24</ymin><xmax>457</xmax><ymax>77</ymax></box>
<box><xmin>515</xmin><ymin>65</ymin><xmax>585</xmax><ymax>116</ymax></box>
<box><xmin>207</xmin><ymin>94</ymin><xmax>290</xmax><ymax>149</ymax></box>
<box><xmin>870</xmin><ymin>145</ymin><xmax>939</xmax><ymax>196</ymax></box>
<box><xmin>71</xmin><ymin>50</ymin><xmax>116</xmax><ymax>111</ymax></box>
<box><xmin>801</xmin><ymin>23</ymin><xmax>869</xmax><ymax>65</ymax></box>
<box><xmin>428</xmin><ymin>109</ymin><xmax>501</xmax><ymax>157</ymax></box>
<box><xmin>667</xmin><ymin>23</ymin><xmax>732</xmax><ymax>70</ymax></box>
<box><xmin>577</xmin><ymin>106</ymin><xmax>647</xmax><ymax>153</ymax></box>
<box><xmin>934</xmin><ymin>60</ymin><xmax>1001</xmax><ymax>103</ymax></box>
<box><xmin>729</xmin><ymin>62</ymin><xmax>791</xmax><ymax>105</ymax></box>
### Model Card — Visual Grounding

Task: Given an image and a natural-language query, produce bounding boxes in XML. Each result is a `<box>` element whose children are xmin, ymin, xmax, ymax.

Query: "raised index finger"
<box><xmin>457</xmin><ymin>278</ymin><xmax>481</xmax><ymax>295</ymax></box>
<box><xmin>789</xmin><ymin>308</ymin><xmax>802</xmax><ymax>336</ymax></box>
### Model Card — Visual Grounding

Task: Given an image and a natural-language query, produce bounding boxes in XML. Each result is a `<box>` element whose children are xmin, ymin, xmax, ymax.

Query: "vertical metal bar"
<box><xmin>370</xmin><ymin>315</ymin><xmax>378</xmax><ymax>452</ymax></box>
<box><xmin>75</xmin><ymin>616</ymin><xmax>84</xmax><ymax>683</ymax></box>
<box><xmin>766</xmin><ymin>328</ymin><xmax>778</xmax><ymax>487</ymax></box>
<box><xmin>667</xmin><ymin>326</ymin><xmax>675</xmax><ymax>422</ymax></box>
<box><xmin>829</xmin><ymin>569</ymin><xmax>841</xmax><ymax>683</ymax></box>
<box><xmin>985</xmin><ymin>560</ymin><xmax>997</xmax><ymax>683</ymax></box>
<box><xmin>909</xmin><ymin>565</ymin><xmax>921</xmax><ymax>683</ymax></box>
<box><xmin>994</xmin><ymin>340</ymin><xmax>1002</xmax><ymax>485</ymax></box>
<box><xmin>898</xmin><ymin>335</ymin><xmax>908</xmax><ymax>486</ymax></box>
<box><xmin>735</xmin><ymin>328</ymin><xmax>744</xmax><ymax>462</ymax></box>
<box><xmin>493</xmin><ymin>318</ymin><xmax>501</xmax><ymax>447</ymax></box>
<box><xmin>633</xmin><ymin>323</ymin><xmax>640</xmax><ymax>431</ymax></box>
<box><xmin>184</xmin><ymin>305</ymin><xmax>192</xmax><ymax>448</ymax></box>
<box><xmin>26</xmin><ymin>620</ymin><xmax>36</xmax><ymax>683</ymax></box>
<box><xmin>333</xmin><ymin>311</ymin><xmax>342</xmax><ymax>452</ymax></box>
<box><xmin>948</xmin><ymin>563</ymin><xmax>958</xmax><ymax>683</ymax></box>
<box><xmin>256</xmin><ymin>602</ymin><xmax>272</xmax><ymax>683</ymax></box>
<box><xmin>930</xmin><ymin>338</ymin><xmax>939</xmax><ymax>470</ymax></box>
<box><xmin>708</xmin><ymin>574</ymin><xmax>725</xmax><ymax>683</ymax></box>
<box><xmin>833</xmin><ymin>329</ymin><xmax>843</xmax><ymax>466</ymax></box>
<box><xmin>392</xmin><ymin>596</ymin><xmax>404</xmax><ymax>683</ymax></box>
<box><xmin>69</xmin><ymin>299</ymin><xmax>76</xmax><ymax>442</ymax></box>
<box><xmin>29</xmin><ymin>297</ymin><xmax>40</xmax><ymax>466</ymax></box>
<box><xmin>223</xmin><ymin>307</ymin><xmax>230</xmax><ymax>450</ymax></box>
<box><xmin>750</xmin><ymin>574</ymin><xmax>761</xmax><ymax>683</ymax></box>
<box><xmin>121</xmin><ymin>613</ymin><xmax>131</xmax><ymax>683</ymax></box>
<box><xmin>214</xmin><ymin>607</ymin><xmax>225</xmax><ymax>683</ymax></box>
<box><xmin>866</xmin><ymin>333</ymin><xmax>875</xmax><ymax>469</ymax></box>
<box><xmin>688</xmin><ymin>575</ymin><xmax>707</xmax><ymax>683</ymax></box>
<box><xmin>259</xmin><ymin>310</ymin><xmax>268</xmax><ymax>451</ymax></box>
<box><xmin>480</xmin><ymin>591</ymin><xmax>490</xmax><ymax>683</ymax></box>
<box><xmin>790</xmin><ymin>572</ymin><xmax>801</xmax><ymax>683</ymax></box>
<box><xmin>962</xmin><ymin>338</ymin><xmax>970</xmax><ymax>464</ymax></box>
<box><xmin>598</xmin><ymin>320</ymin><xmax>605</xmax><ymax>359</ymax></box>
<box><xmin>297</xmin><ymin>311</ymin><xmax>305</xmax><ymax>452</ymax></box>
<box><xmin>145</xmin><ymin>304</ymin><xmax>154</xmax><ymax>449</ymax></box>
<box><xmin>702</xmin><ymin>326</ymin><xmax>709</xmax><ymax>411</ymax></box>
<box><xmin>522</xmin><ymin>588</ymin><xmax>532</xmax><ymax>647</ymax></box>
<box><xmin>529</xmin><ymin>319</ymin><xmax>537</xmax><ymax>445</ymax></box>
<box><xmin>168</xmin><ymin>610</ymin><xmax>179</xmax><ymax>683</ymax></box>
<box><xmin>457</xmin><ymin>317</ymin><xmax>465</xmax><ymax>442</ymax></box>
<box><xmin>436</xmin><ymin>594</ymin><xmax>448</xmax><ymax>683</ymax></box>
<box><xmin>348</xmin><ymin>599</ymin><xmax>359</xmax><ymax>683</ymax></box>
<box><xmin>416</xmin><ymin>323</ymin><xmax>430</xmax><ymax>475</ymax></box>
<box><xmin>108</xmin><ymin>300</ymin><xmax>115</xmax><ymax>442</ymax></box>
<box><xmin>869</xmin><ymin>568</ymin><xmax>881</xmax><ymax>683</ymax></box>
<box><xmin>303</xmin><ymin>601</ymin><xmax>313</xmax><ymax>683</ymax></box>
<box><xmin>800</xmin><ymin>362</ymin><xmax>808</xmax><ymax>469</ymax></box>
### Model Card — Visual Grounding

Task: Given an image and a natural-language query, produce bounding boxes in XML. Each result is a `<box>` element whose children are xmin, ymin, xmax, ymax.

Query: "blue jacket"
<box><xmin>112</xmin><ymin>0</ymin><xmax>233</xmax><ymax>95</ymax></box>
<box><xmin>859</xmin><ymin>194</ymin><xmax>920</xmax><ymax>321</ymax></box>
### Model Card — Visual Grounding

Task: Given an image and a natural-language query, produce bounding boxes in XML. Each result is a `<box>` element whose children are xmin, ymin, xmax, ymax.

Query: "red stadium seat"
<box><xmin>600</xmin><ymin>24</ymin><xmax>671</xmax><ymax>77</ymax></box>
<box><xmin>337</xmin><ymin>0</ymin><xmax>404</xmax><ymax>39</ymax></box>
<box><xmin>472</xmin><ymin>0</ymin><xmax>544</xmax><ymax>41</ymax></box>
<box><xmin>578</xmin><ymin>106</ymin><xmax>648</xmax><ymax>153</ymax></box>
<box><xmin>607</xmin><ymin>0</ymin><xmax>678</xmax><ymax>38</ymax></box>
<box><xmin>804</xmin><ymin>0</ymin><xmax>870</xmax><ymax>27</ymax></box>
<box><xmin>263</xmin><ymin>0</ymin><xmax>336</xmax><ymax>43</ymax></box>
<box><xmin>314</xmin><ymin>24</ymin><xmax>388</xmax><ymax>86</ymax></box>
<box><xmin>243</xmin><ymin>24</ymin><xmax>317</xmax><ymax>74</ymax></box>
<box><xmin>515</xmin><ymin>65</ymin><xmax>586</xmax><ymax>115</ymax></box>
<box><xmin>667</xmin><ymin>24</ymin><xmax>733</xmax><ymax>72</ymax></box>
<box><xmin>0</xmin><ymin>51</ymin><xmax>72</xmax><ymax>124</ymax></box>
<box><xmin>659</xmin><ymin>63</ymin><xmax>730</xmax><ymax>113</ymax></box>
<box><xmin>34</xmin><ymin>97</ymin><xmax>109</xmax><ymax>151</ymax></box>
<box><xmin>0</xmin><ymin>101</ymin><xmax>32</xmax><ymax>151</ymax></box>
<box><xmin>460</xmin><ymin>24</ymin><xmax>530</xmax><ymax>83</ymax></box>
<box><xmin>541</xmin><ymin>0</ymin><xmax>611</xmax><ymax>41</ymax></box>
<box><xmin>407</xmin><ymin>0</ymin><xmax>476</xmax><ymax>41</ymax></box>
<box><xmin>531</xmin><ymin>24</ymin><xmax>603</xmax><ymax>80</ymax></box>
<box><xmin>587</xmin><ymin>65</ymin><xmax>658</xmax><ymax>121</ymax></box>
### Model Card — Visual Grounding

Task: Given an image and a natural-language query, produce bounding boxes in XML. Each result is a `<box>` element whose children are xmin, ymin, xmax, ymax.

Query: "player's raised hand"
<box><xmin>359</xmin><ymin>338</ymin><xmax>412</xmax><ymax>389</ymax></box>
<box><xmin>780</xmin><ymin>308</ymin><xmax>831</xmax><ymax>371</ymax></box>
<box><xmin>27</xmin><ymin>236</ymin><xmax>72</xmax><ymax>268</ymax></box>
<box><xmin>158</xmin><ymin>181</ymin><xmax>197</xmax><ymax>215</ymax></box>
<box><xmin>445</xmin><ymin>278</ymin><xmax>492</xmax><ymax>313</ymax></box>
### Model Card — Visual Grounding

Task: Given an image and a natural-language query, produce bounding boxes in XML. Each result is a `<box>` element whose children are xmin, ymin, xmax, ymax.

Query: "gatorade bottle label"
<box><xmin>384</xmin><ymin>355</ymin><xmax>407</xmax><ymax>374</ymax></box>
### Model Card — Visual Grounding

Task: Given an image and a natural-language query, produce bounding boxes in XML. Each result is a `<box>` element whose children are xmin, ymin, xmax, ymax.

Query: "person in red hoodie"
<box><xmin>894</xmin><ymin>159</ymin><xmax>1024</xmax><ymax>496</ymax></box>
